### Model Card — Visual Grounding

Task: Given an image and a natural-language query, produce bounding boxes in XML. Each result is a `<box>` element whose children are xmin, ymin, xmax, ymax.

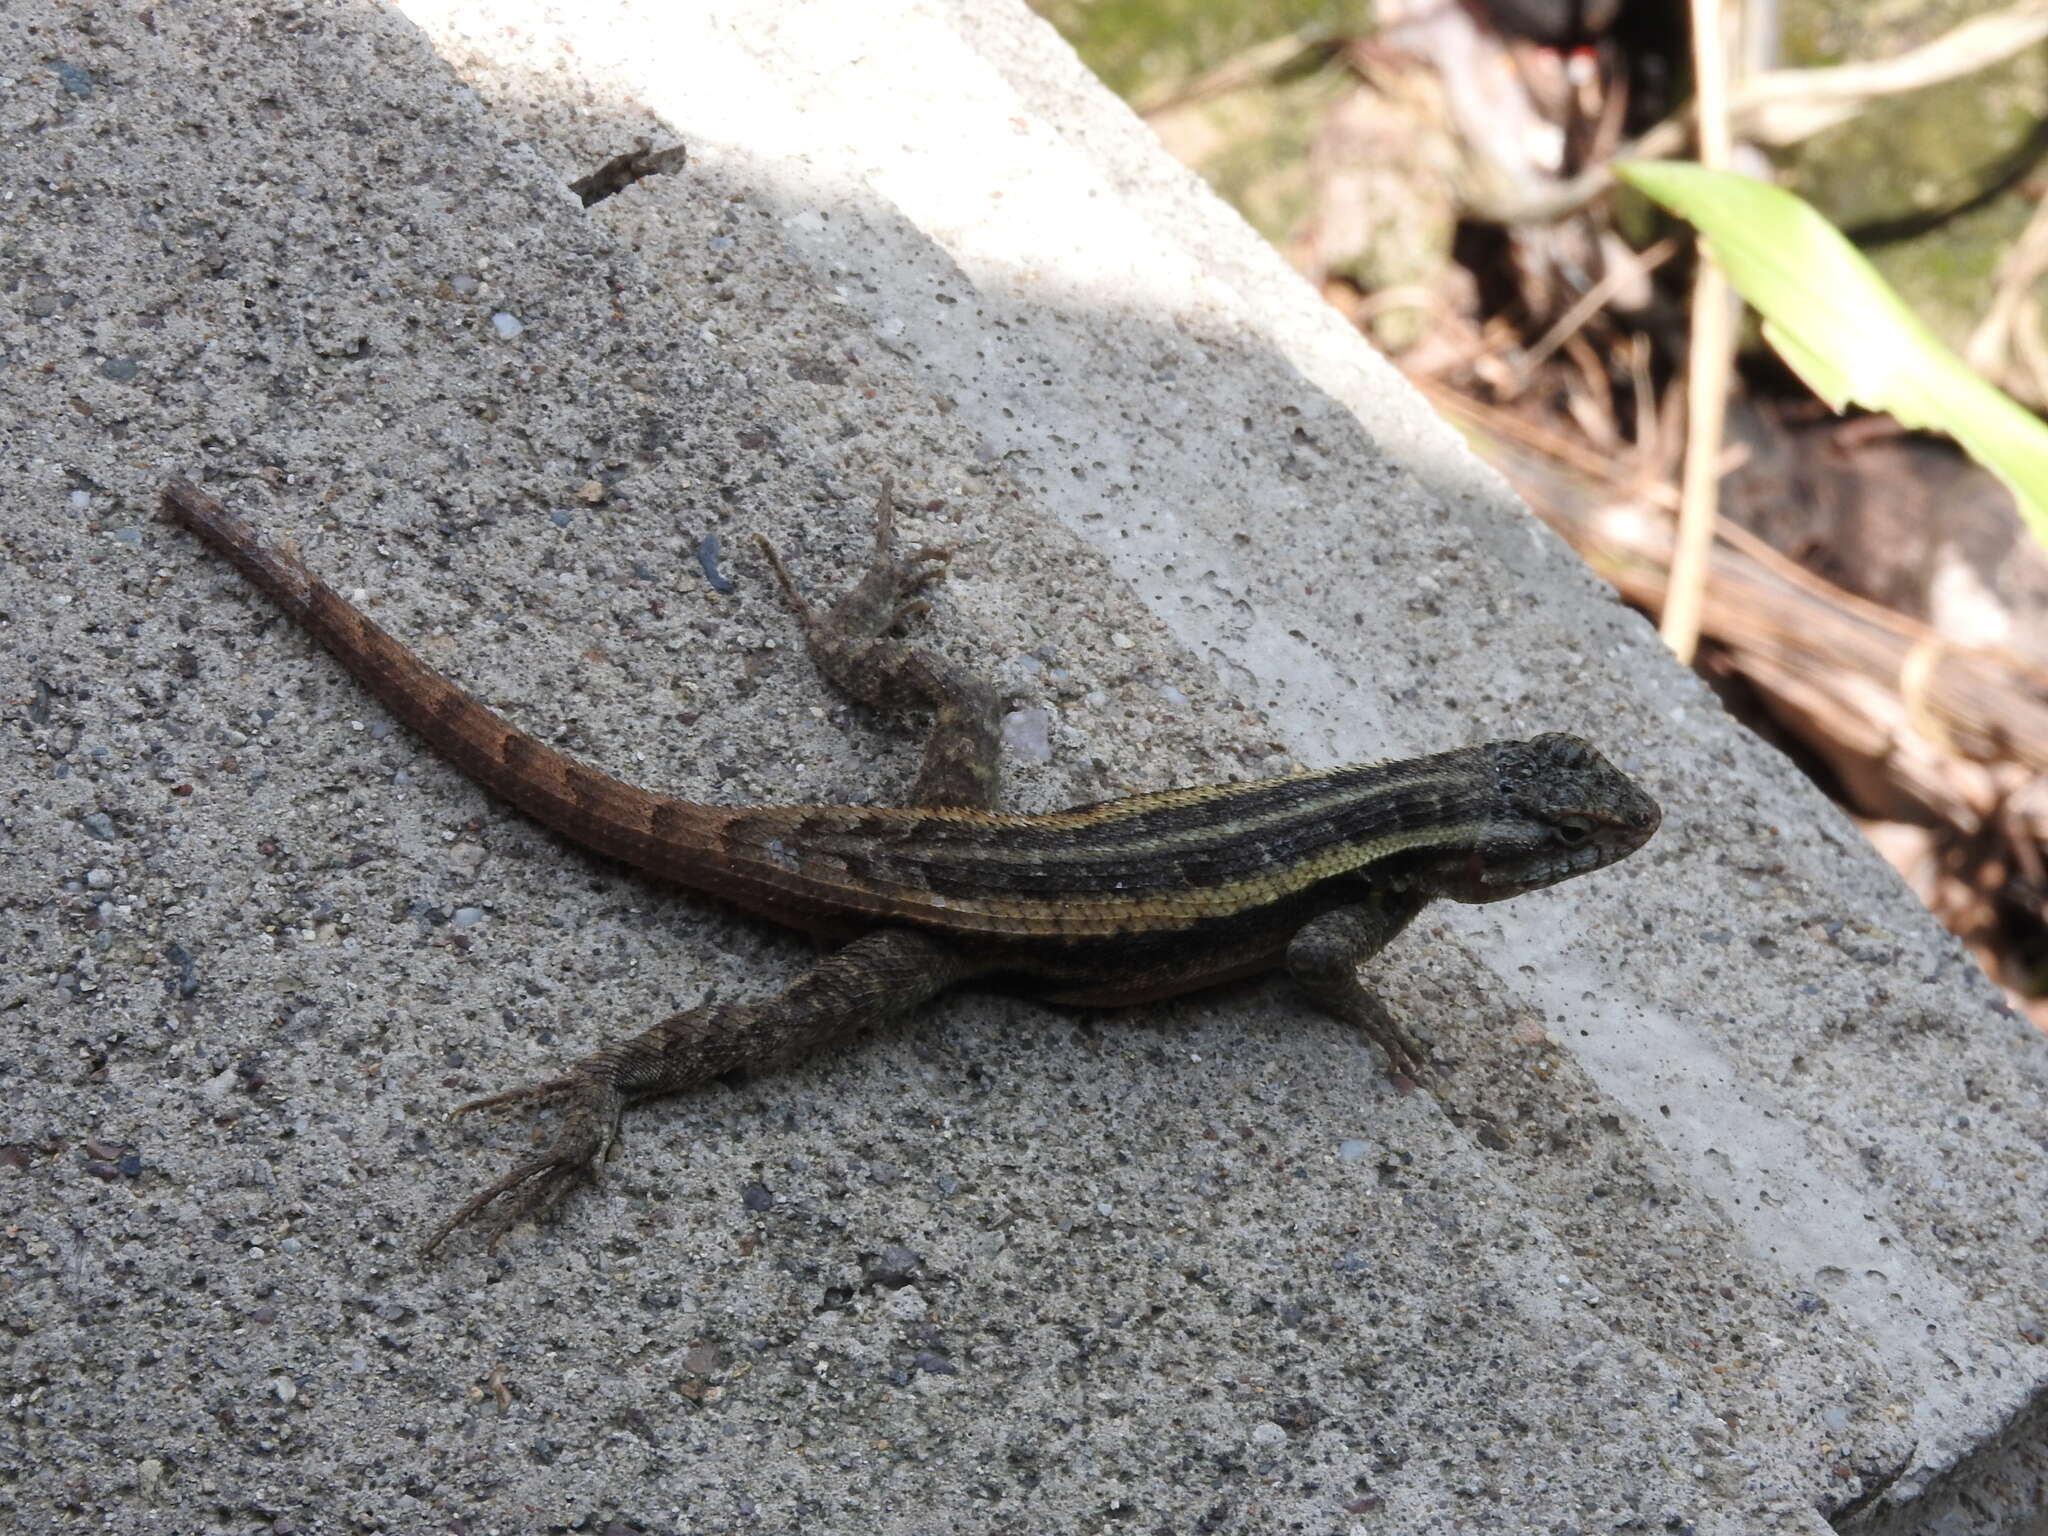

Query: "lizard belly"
<box><xmin>964</xmin><ymin>916</ymin><xmax>1304</xmax><ymax>1006</ymax></box>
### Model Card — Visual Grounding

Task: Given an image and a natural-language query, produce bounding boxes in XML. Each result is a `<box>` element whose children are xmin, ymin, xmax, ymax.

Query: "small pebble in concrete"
<box><xmin>697</xmin><ymin>531</ymin><xmax>734</xmax><ymax>593</ymax></box>
<box><xmin>1001</xmin><ymin>708</ymin><xmax>1051</xmax><ymax>762</ymax></box>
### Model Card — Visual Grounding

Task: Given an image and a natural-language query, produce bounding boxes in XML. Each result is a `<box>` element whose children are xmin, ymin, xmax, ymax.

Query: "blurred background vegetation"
<box><xmin>1032</xmin><ymin>0</ymin><xmax>2048</xmax><ymax>1023</ymax></box>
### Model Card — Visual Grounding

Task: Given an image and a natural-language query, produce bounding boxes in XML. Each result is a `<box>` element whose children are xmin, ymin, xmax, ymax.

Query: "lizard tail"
<box><xmin>162</xmin><ymin>479</ymin><xmax>730</xmax><ymax>878</ymax></box>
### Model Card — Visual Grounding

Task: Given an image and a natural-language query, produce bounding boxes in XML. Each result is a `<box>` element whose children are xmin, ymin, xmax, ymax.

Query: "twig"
<box><xmin>1736</xmin><ymin>0</ymin><xmax>2048</xmax><ymax>144</ymax></box>
<box><xmin>1133</xmin><ymin>28</ymin><xmax>1346</xmax><ymax>117</ymax></box>
<box><xmin>1512</xmin><ymin>239</ymin><xmax>1677</xmax><ymax>388</ymax></box>
<box><xmin>1966</xmin><ymin>191</ymin><xmax>2048</xmax><ymax>404</ymax></box>
<box><xmin>1660</xmin><ymin>0</ymin><xmax>1739</xmax><ymax>664</ymax></box>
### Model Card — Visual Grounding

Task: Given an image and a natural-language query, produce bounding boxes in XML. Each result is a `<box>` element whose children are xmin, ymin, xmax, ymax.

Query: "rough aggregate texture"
<box><xmin>3</xmin><ymin>2</ymin><xmax>2045</xmax><ymax>1533</ymax></box>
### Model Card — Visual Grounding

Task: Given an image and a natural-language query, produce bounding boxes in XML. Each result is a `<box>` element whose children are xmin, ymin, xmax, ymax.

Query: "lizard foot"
<box><xmin>851</xmin><ymin>473</ymin><xmax>956</xmax><ymax>618</ymax></box>
<box><xmin>1329</xmin><ymin>990</ymin><xmax>1437</xmax><ymax>1083</ymax></box>
<box><xmin>754</xmin><ymin>477</ymin><xmax>955</xmax><ymax>649</ymax></box>
<box><xmin>419</xmin><ymin>1070</ymin><xmax>625</xmax><ymax>1255</ymax></box>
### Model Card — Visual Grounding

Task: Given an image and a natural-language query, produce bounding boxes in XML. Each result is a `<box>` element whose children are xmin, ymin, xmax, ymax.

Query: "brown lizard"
<box><xmin>160</xmin><ymin>477</ymin><xmax>1661</xmax><ymax>1252</ymax></box>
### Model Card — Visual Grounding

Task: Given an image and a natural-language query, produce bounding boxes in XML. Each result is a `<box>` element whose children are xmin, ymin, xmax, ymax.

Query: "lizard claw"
<box><xmin>755</xmin><ymin>481</ymin><xmax>954</xmax><ymax>631</ymax></box>
<box><xmin>889</xmin><ymin>595</ymin><xmax>933</xmax><ymax>631</ymax></box>
<box><xmin>1370</xmin><ymin>1016</ymin><xmax>1437</xmax><ymax>1083</ymax></box>
<box><xmin>420</xmin><ymin>1072</ymin><xmax>624</xmax><ymax>1255</ymax></box>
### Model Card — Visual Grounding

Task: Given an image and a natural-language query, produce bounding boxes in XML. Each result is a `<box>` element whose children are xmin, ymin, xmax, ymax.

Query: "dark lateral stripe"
<box><xmin>887</xmin><ymin>756</ymin><xmax>1489</xmax><ymax>863</ymax></box>
<box><xmin>720</xmin><ymin>763</ymin><xmax>1490</xmax><ymax>900</ymax></box>
<box><xmin>708</xmin><ymin>795</ymin><xmax>1483</xmax><ymax>935</ymax></box>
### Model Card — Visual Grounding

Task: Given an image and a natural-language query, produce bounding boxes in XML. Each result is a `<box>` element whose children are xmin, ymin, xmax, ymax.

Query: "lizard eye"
<box><xmin>1554</xmin><ymin>816</ymin><xmax>1595</xmax><ymax>847</ymax></box>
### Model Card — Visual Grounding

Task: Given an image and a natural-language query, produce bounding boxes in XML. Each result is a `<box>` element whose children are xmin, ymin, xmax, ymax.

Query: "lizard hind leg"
<box><xmin>755</xmin><ymin>478</ymin><xmax>1003</xmax><ymax>811</ymax></box>
<box><xmin>419</xmin><ymin>930</ymin><xmax>982</xmax><ymax>1256</ymax></box>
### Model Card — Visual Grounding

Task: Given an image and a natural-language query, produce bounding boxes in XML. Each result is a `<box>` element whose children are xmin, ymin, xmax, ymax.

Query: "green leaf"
<box><xmin>1614</xmin><ymin>160</ymin><xmax>2048</xmax><ymax>544</ymax></box>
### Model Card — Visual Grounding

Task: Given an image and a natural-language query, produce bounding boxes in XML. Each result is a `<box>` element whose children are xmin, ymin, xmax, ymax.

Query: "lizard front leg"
<box><xmin>756</xmin><ymin>478</ymin><xmax>1003</xmax><ymax>811</ymax></box>
<box><xmin>424</xmin><ymin>930</ymin><xmax>983</xmax><ymax>1253</ymax></box>
<box><xmin>1286</xmin><ymin>891</ymin><xmax>1435</xmax><ymax>1078</ymax></box>
<box><xmin>429</xmin><ymin>484</ymin><xmax>1006</xmax><ymax>1252</ymax></box>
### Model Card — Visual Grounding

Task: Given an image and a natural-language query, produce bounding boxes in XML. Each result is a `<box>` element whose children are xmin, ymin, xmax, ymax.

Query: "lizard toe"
<box><xmin>420</xmin><ymin>1076</ymin><xmax>623</xmax><ymax>1256</ymax></box>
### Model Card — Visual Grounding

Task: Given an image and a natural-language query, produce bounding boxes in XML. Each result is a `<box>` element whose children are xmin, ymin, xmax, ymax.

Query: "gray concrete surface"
<box><xmin>3</xmin><ymin>2</ymin><xmax>2044</xmax><ymax>1532</ymax></box>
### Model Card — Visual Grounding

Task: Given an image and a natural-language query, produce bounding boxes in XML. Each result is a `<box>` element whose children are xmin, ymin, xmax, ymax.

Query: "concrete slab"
<box><xmin>3</xmin><ymin>1</ymin><xmax>2043</xmax><ymax>1532</ymax></box>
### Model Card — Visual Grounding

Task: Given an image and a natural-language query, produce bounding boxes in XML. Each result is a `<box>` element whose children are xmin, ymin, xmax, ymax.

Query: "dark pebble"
<box><xmin>697</xmin><ymin>532</ymin><xmax>734</xmax><ymax>593</ymax></box>
<box><xmin>867</xmin><ymin>1243</ymin><xmax>920</xmax><ymax>1287</ymax></box>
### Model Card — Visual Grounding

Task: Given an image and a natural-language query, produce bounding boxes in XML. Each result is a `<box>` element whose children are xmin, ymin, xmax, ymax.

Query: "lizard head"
<box><xmin>1422</xmin><ymin>733</ymin><xmax>1661</xmax><ymax>903</ymax></box>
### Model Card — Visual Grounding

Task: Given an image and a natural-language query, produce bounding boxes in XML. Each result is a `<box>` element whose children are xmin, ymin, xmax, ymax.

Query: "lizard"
<box><xmin>159</xmin><ymin>477</ymin><xmax>1662</xmax><ymax>1253</ymax></box>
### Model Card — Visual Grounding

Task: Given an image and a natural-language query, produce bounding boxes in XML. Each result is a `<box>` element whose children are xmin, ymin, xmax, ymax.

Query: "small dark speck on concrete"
<box><xmin>913</xmin><ymin>1349</ymin><xmax>959</xmax><ymax>1376</ymax></box>
<box><xmin>99</xmin><ymin>356</ymin><xmax>140</xmax><ymax>382</ymax></box>
<box><xmin>741</xmin><ymin>1181</ymin><xmax>774</xmax><ymax>1212</ymax></box>
<box><xmin>80</xmin><ymin>1140</ymin><xmax>139</xmax><ymax>1180</ymax></box>
<box><xmin>867</xmin><ymin>1244</ymin><xmax>920</xmax><ymax>1288</ymax></box>
<box><xmin>550</xmin><ymin>507</ymin><xmax>573</xmax><ymax>529</ymax></box>
<box><xmin>787</xmin><ymin>355</ymin><xmax>848</xmax><ymax>387</ymax></box>
<box><xmin>164</xmin><ymin>942</ymin><xmax>200</xmax><ymax>998</ymax></box>
<box><xmin>55</xmin><ymin>61</ymin><xmax>94</xmax><ymax>98</ymax></box>
<box><xmin>697</xmin><ymin>531</ymin><xmax>734</xmax><ymax>593</ymax></box>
